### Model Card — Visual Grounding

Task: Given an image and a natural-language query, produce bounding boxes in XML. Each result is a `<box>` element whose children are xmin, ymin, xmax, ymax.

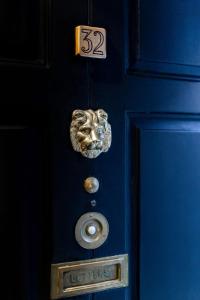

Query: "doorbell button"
<box><xmin>86</xmin><ymin>225</ymin><xmax>97</xmax><ymax>236</ymax></box>
<box><xmin>75</xmin><ymin>212</ymin><xmax>109</xmax><ymax>249</ymax></box>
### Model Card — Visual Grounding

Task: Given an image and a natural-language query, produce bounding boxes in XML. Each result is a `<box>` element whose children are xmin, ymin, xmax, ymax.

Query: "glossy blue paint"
<box><xmin>129</xmin><ymin>0</ymin><xmax>200</xmax><ymax>79</ymax></box>
<box><xmin>128</xmin><ymin>116</ymin><xmax>200</xmax><ymax>300</ymax></box>
<box><xmin>91</xmin><ymin>0</ymin><xmax>200</xmax><ymax>299</ymax></box>
<box><xmin>1</xmin><ymin>0</ymin><xmax>200</xmax><ymax>299</ymax></box>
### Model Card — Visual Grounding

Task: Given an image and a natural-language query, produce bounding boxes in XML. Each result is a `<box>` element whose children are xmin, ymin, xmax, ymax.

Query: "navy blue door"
<box><xmin>1</xmin><ymin>0</ymin><xmax>200</xmax><ymax>300</ymax></box>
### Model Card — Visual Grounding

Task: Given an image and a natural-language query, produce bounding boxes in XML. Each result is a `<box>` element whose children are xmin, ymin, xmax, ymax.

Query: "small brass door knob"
<box><xmin>84</xmin><ymin>177</ymin><xmax>99</xmax><ymax>194</ymax></box>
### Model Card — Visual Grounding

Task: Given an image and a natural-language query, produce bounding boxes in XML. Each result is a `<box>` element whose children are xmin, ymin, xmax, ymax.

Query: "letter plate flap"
<box><xmin>51</xmin><ymin>254</ymin><xmax>128</xmax><ymax>298</ymax></box>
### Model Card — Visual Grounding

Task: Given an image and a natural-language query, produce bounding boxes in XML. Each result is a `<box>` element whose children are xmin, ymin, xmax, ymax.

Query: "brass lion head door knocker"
<box><xmin>70</xmin><ymin>109</ymin><xmax>112</xmax><ymax>158</ymax></box>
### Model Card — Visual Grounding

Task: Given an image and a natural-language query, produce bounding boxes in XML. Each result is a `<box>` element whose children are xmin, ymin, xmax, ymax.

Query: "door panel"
<box><xmin>0</xmin><ymin>128</ymin><xmax>50</xmax><ymax>300</ymax></box>
<box><xmin>129</xmin><ymin>0</ymin><xmax>200</xmax><ymax>78</ymax></box>
<box><xmin>0</xmin><ymin>0</ymin><xmax>50</xmax><ymax>66</ymax></box>
<box><xmin>139</xmin><ymin>1</ymin><xmax>200</xmax><ymax>65</ymax></box>
<box><xmin>131</xmin><ymin>117</ymin><xmax>200</xmax><ymax>300</ymax></box>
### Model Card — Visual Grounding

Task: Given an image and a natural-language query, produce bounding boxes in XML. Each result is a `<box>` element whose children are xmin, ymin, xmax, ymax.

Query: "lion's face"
<box><xmin>70</xmin><ymin>109</ymin><xmax>112</xmax><ymax>159</ymax></box>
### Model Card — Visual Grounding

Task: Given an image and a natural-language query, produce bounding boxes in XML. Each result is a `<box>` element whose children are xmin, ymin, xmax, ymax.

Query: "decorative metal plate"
<box><xmin>51</xmin><ymin>254</ymin><xmax>128</xmax><ymax>298</ymax></box>
<box><xmin>75</xmin><ymin>25</ymin><xmax>106</xmax><ymax>59</ymax></box>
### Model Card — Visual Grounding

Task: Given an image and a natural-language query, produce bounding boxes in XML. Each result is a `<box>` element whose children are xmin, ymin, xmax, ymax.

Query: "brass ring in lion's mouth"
<box><xmin>82</xmin><ymin>149</ymin><xmax>102</xmax><ymax>159</ymax></box>
<box><xmin>81</xmin><ymin>143</ymin><xmax>102</xmax><ymax>151</ymax></box>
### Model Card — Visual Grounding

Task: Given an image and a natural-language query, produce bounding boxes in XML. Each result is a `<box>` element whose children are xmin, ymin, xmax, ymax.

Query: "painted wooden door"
<box><xmin>1</xmin><ymin>0</ymin><xmax>200</xmax><ymax>300</ymax></box>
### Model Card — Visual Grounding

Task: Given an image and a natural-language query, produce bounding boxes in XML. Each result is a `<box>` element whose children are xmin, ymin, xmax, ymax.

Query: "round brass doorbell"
<box><xmin>75</xmin><ymin>212</ymin><xmax>109</xmax><ymax>249</ymax></box>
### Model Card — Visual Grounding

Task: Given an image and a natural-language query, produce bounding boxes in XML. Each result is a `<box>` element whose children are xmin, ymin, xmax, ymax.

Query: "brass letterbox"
<box><xmin>51</xmin><ymin>254</ymin><xmax>128</xmax><ymax>298</ymax></box>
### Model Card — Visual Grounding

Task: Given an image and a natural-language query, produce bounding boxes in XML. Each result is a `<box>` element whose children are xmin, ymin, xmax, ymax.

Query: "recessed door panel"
<box><xmin>0</xmin><ymin>0</ymin><xmax>49</xmax><ymax>65</ymax></box>
<box><xmin>129</xmin><ymin>0</ymin><xmax>200</xmax><ymax>78</ymax></box>
<box><xmin>133</xmin><ymin>117</ymin><xmax>200</xmax><ymax>300</ymax></box>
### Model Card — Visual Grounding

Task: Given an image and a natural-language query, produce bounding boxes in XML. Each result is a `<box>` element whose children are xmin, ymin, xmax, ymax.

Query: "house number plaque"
<box><xmin>75</xmin><ymin>25</ymin><xmax>106</xmax><ymax>59</ymax></box>
<box><xmin>51</xmin><ymin>254</ymin><xmax>128</xmax><ymax>298</ymax></box>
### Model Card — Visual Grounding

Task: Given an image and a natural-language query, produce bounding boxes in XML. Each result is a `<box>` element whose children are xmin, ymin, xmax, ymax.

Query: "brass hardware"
<box><xmin>51</xmin><ymin>254</ymin><xmax>128</xmax><ymax>299</ymax></box>
<box><xmin>75</xmin><ymin>25</ymin><xmax>106</xmax><ymax>59</ymax></box>
<box><xmin>70</xmin><ymin>109</ymin><xmax>112</xmax><ymax>159</ymax></box>
<box><xmin>75</xmin><ymin>212</ymin><xmax>109</xmax><ymax>249</ymax></box>
<box><xmin>84</xmin><ymin>177</ymin><xmax>99</xmax><ymax>194</ymax></box>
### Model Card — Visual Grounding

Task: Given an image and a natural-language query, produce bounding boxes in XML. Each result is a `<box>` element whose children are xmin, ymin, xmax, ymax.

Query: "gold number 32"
<box><xmin>81</xmin><ymin>29</ymin><xmax>104</xmax><ymax>56</ymax></box>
